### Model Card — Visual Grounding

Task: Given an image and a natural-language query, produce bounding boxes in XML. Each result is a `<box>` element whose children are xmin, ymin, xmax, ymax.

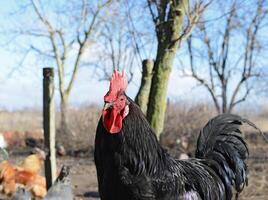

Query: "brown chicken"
<box><xmin>0</xmin><ymin>151</ymin><xmax>47</xmax><ymax>198</ymax></box>
<box><xmin>17</xmin><ymin>149</ymin><xmax>45</xmax><ymax>174</ymax></box>
<box><xmin>0</xmin><ymin>161</ymin><xmax>16</xmax><ymax>195</ymax></box>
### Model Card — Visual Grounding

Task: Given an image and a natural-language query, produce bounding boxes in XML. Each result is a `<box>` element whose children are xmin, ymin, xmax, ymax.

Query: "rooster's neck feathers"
<box><xmin>119</xmin><ymin>98</ymin><xmax>171</xmax><ymax>174</ymax></box>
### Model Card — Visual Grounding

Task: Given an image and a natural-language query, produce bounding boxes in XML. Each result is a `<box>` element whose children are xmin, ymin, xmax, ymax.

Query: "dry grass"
<box><xmin>0</xmin><ymin>105</ymin><xmax>101</xmax><ymax>151</ymax></box>
<box><xmin>0</xmin><ymin>102</ymin><xmax>267</xmax><ymax>152</ymax></box>
<box><xmin>252</xmin><ymin>117</ymin><xmax>268</xmax><ymax>132</ymax></box>
<box><xmin>241</xmin><ymin>161</ymin><xmax>268</xmax><ymax>200</ymax></box>
<box><xmin>0</xmin><ymin>110</ymin><xmax>42</xmax><ymax>132</ymax></box>
<box><xmin>162</xmin><ymin>102</ymin><xmax>215</xmax><ymax>156</ymax></box>
<box><xmin>61</xmin><ymin>105</ymin><xmax>101</xmax><ymax>150</ymax></box>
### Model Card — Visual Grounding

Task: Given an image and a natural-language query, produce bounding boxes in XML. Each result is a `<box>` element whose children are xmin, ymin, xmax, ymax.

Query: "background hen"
<box><xmin>0</xmin><ymin>150</ymin><xmax>47</xmax><ymax>198</ymax></box>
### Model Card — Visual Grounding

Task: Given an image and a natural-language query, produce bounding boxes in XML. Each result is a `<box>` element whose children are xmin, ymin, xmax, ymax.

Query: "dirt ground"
<box><xmin>64</xmin><ymin>156</ymin><xmax>268</xmax><ymax>200</ymax></box>
<box><xmin>0</xmin><ymin>155</ymin><xmax>267</xmax><ymax>200</ymax></box>
<box><xmin>75</xmin><ymin>159</ymin><xmax>268</xmax><ymax>200</ymax></box>
<box><xmin>58</xmin><ymin>157</ymin><xmax>98</xmax><ymax>200</ymax></box>
<box><xmin>1</xmin><ymin>145</ymin><xmax>268</xmax><ymax>200</ymax></box>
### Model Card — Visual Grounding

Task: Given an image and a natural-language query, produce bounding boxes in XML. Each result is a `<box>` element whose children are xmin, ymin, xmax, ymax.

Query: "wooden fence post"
<box><xmin>135</xmin><ymin>59</ymin><xmax>154</xmax><ymax>114</ymax></box>
<box><xmin>43</xmin><ymin>68</ymin><xmax>57</xmax><ymax>189</ymax></box>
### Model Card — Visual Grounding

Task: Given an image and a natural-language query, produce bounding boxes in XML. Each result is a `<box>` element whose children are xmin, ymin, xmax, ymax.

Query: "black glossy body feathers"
<box><xmin>95</xmin><ymin>98</ymin><xmax>253</xmax><ymax>200</ymax></box>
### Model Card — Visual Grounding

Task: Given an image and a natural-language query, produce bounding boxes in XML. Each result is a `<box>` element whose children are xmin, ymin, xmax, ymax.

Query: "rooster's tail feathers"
<box><xmin>195</xmin><ymin>114</ymin><xmax>259</xmax><ymax>199</ymax></box>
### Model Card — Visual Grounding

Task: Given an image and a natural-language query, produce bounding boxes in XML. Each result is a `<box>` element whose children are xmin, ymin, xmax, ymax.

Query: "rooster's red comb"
<box><xmin>104</xmin><ymin>70</ymin><xmax>128</xmax><ymax>101</ymax></box>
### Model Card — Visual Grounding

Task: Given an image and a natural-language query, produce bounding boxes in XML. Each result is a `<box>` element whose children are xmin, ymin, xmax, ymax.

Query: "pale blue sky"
<box><xmin>0</xmin><ymin>0</ymin><xmax>199</xmax><ymax>110</ymax></box>
<box><xmin>0</xmin><ymin>0</ymin><xmax>267</xmax><ymax>111</ymax></box>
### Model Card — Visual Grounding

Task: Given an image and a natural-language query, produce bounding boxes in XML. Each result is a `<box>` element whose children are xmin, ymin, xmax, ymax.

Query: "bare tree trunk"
<box><xmin>60</xmin><ymin>96</ymin><xmax>71</xmax><ymax>136</ymax></box>
<box><xmin>146</xmin><ymin>0</ymin><xmax>209</xmax><ymax>139</ymax></box>
<box><xmin>147</xmin><ymin>0</ymin><xmax>188</xmax><ymax>139</ymax></box>
<box><xmin>135</xmin><ymin>59</ymin><xmax>154</xmax><ymax>114</ymax></box>
<box><xmin>27</xmin><ymin>0</ymin><xmax>114</xmax><ymax>141</ymax></box>
<box><xmin>221</xmin><ymin>81</ymin><xmax>227</xmax><ymax>113</ymax></box>
<box><xmin>147</xmin><ymin>47</ymin><xmax>177</xmax><ymax>139</ymax></box>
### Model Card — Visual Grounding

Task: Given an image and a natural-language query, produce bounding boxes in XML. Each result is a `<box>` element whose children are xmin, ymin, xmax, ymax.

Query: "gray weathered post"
<box><xmin>43</xmin><ymin>67</ymin><xmax>57</xmax><ymax>189</ymax></box>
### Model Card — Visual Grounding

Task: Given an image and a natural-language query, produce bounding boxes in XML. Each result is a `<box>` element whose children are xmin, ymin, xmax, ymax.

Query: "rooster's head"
<box><xmin>102</xmin><ymin>70</ymin><xmax>129</xmax><ymax>134</ymax></box>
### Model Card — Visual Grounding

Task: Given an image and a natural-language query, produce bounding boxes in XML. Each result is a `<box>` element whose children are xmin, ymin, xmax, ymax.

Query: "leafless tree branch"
<box><xmin>182</xmin><ymin>0</ymin><xmax>267</xmax><ymax>113</ymax></box>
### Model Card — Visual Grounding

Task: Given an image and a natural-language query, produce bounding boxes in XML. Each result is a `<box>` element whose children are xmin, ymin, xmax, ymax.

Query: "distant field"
<box><xmin>254</xmin><ymin>118</ymin><xmax>268</xmax><ymax>132</ymax></box>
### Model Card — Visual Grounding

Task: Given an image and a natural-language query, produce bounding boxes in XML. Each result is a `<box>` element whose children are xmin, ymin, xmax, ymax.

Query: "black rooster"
<box><xmin>95</xmin><ymin>70</ymin><xmax>258</xmax><ymax>200</ymax></box>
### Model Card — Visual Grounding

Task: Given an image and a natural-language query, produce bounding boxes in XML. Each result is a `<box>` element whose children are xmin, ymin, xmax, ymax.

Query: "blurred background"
<box><xmin>0</xmin><ymin>0</ymin><xmax>267</xmax><ymax>199</ymax></box>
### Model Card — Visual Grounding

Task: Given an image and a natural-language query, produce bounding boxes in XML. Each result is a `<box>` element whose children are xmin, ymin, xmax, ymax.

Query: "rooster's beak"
<box><xmin>103</xmin><ymin>102</ymin><xmax>113</xmax><ymax>110</ymax></box>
